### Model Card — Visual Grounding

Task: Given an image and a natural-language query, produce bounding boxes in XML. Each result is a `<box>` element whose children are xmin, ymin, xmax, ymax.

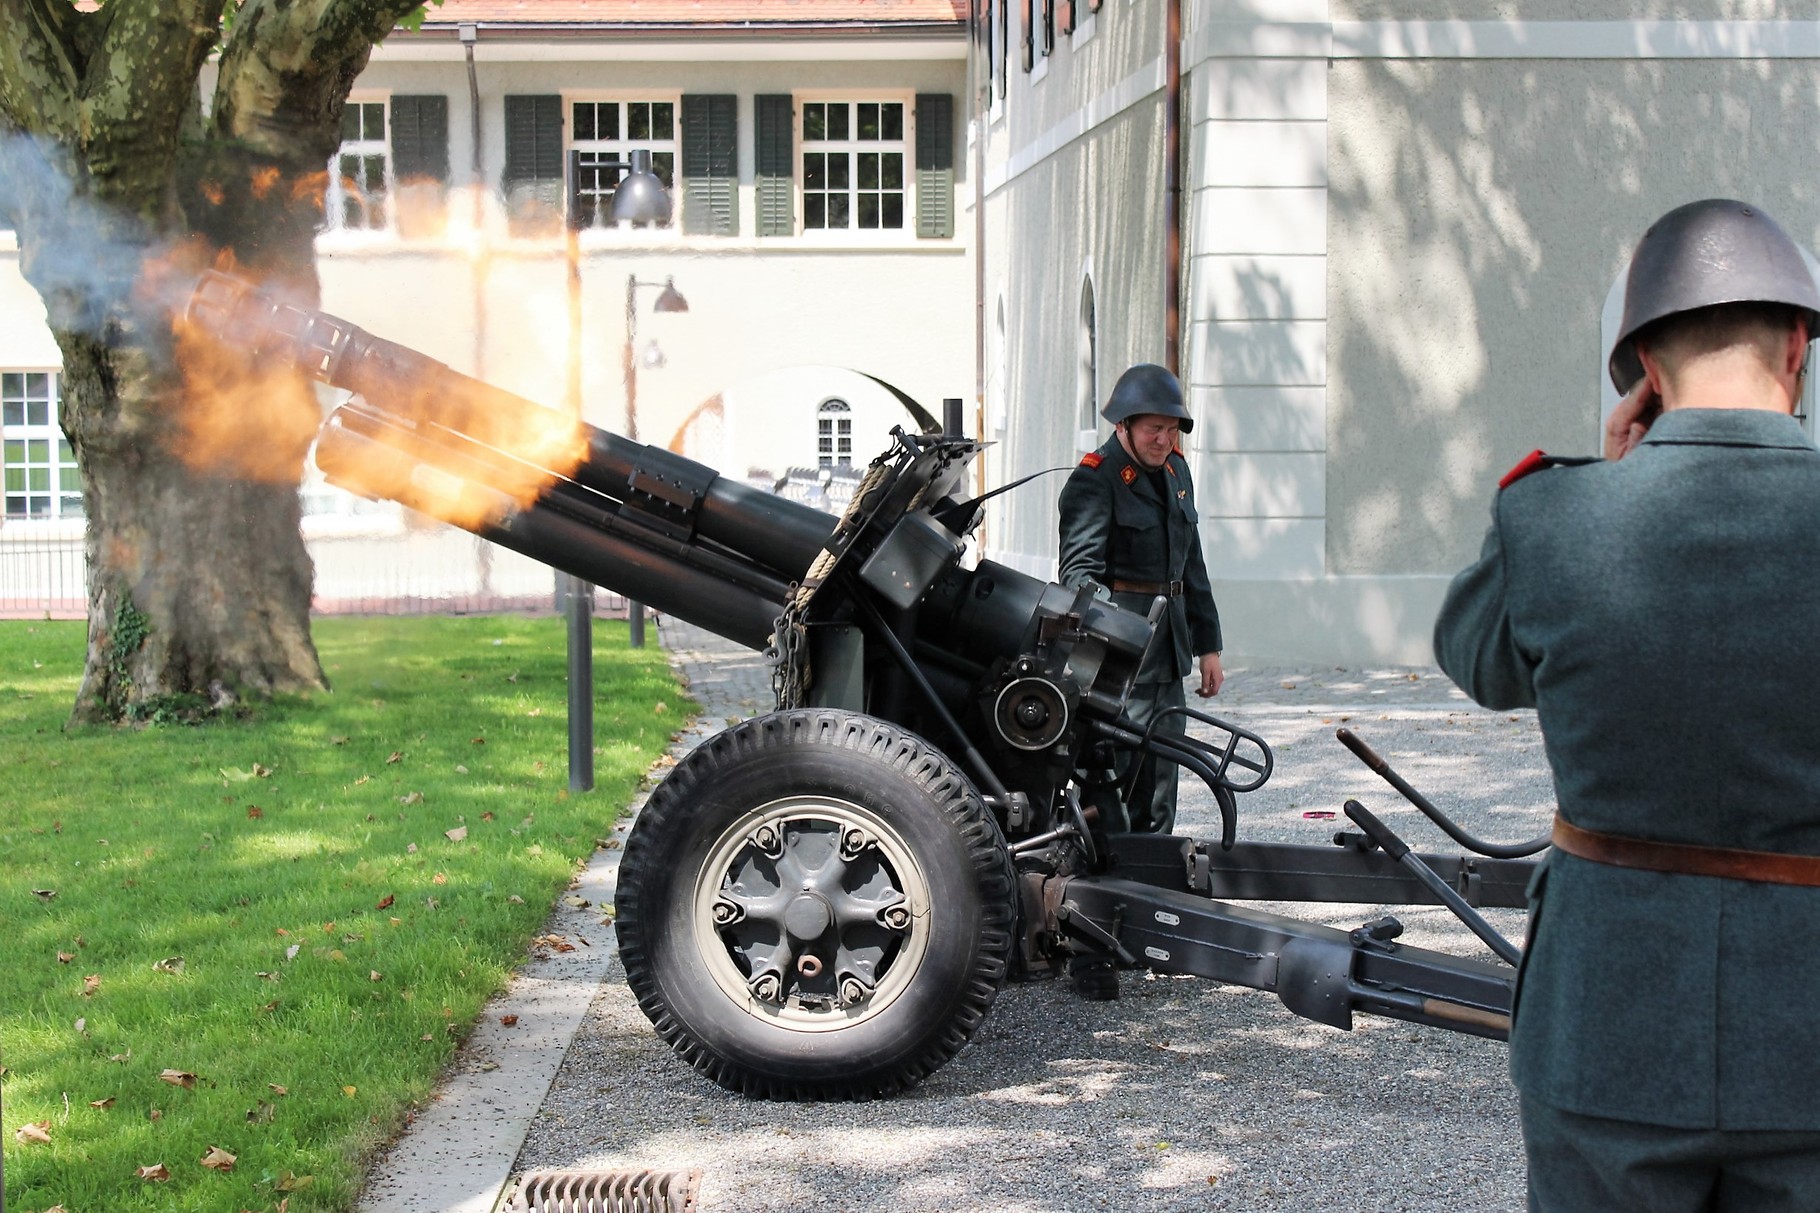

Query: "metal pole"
<box><xmin>563</xmin><ymin>152</ymin><xmax>595</xmax><ymax>792</ymax></box>
<box><xmin>623</xmin><ymin>272</ymin><xmax>646</xmax><ymax>646</ymax></box>
<box><xmin>565</xmin><ymin>575</ymin><xmax>595</xmax><ymax>792</ymax></box>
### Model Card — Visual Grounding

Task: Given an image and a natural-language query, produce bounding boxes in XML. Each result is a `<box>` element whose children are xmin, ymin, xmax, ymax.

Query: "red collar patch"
<box><xmin>1499</xmin><ymin>449</ymin><xmax>1549</xmax><ymax>489</ymax></box>
<box><xmin>1120</xmin><ymin>465</ymin><xmax>1137</xmax><ymax>485</ymax></box>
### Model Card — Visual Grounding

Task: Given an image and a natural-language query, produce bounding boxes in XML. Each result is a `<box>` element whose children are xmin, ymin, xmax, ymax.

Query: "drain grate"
<box><xmin>504</xmin><ymin>1167</ymin><xmax>701</xmax><ymax>1213</ymax></box>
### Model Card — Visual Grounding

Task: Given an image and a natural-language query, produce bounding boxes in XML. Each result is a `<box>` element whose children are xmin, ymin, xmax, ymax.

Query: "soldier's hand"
<box><xmin>1604</xmin><ymin>379</ymin><xmax>1662</xmax><ymax>461</ymax></box>
<box><xmin>1196</xmin><ymin>652</ymin><xmax>1224</xmax><ymax>698</ymax></box>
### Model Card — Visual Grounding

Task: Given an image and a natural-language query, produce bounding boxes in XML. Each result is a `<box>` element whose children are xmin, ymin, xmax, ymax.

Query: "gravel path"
<box><xmin>512</xmin><ymin>622</ymin><xmax>1553</xmax><ymax>1212</ymax></box>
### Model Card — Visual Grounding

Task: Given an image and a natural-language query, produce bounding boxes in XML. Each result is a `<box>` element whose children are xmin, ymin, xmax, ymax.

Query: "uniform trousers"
<box><xmin>1521</xmin><ymin>1097</ymin><xmax>1820</xmax><ymax>1213</ymax></box>
<box><xmin>1092</xmin><ymin>678</ymin><xmax>1186</xmax><ymax>834</ymax></box>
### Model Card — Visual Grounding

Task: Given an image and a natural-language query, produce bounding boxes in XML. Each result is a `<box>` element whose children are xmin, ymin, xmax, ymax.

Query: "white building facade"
<box><xmin>0</xmin><ymin>1</ymin><xmax>975</xmax><ymax>614</ymax></box>
<box><xmin>975</xmin><ymin>0</ymin><xmax>1820</xmax><ymax>663</ymax></box>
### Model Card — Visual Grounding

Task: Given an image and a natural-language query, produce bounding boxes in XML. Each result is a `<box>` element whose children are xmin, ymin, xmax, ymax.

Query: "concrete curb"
<box><xmin>352</xmin><ymin>813</ymin><xmax>635</xmax><ymax>1213</ymax></box>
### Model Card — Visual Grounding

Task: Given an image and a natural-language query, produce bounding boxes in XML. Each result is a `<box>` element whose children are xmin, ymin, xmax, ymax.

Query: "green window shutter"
<box><xmin>503</xmin><ymin>95</ymin><xmax>564</xmax><ymax>235</ymax></box>
<box><xmin>681</xmin><ymin>94</ymin><xmax>738</xmax><ymax>237</ymax></box>
<box><xmin>754</xmin><ymin>94</ymin><xmax>794</xmax><ymax>238</ymax></box>
<box><xmin>391</xmin><ymin>96</ymin><xmax>450</xmax><ymax>183</ymax></box>
<box><xmin>915</xmin><ymin>94</ymin><xmax>954</xmax><ymax>240</ymax></box>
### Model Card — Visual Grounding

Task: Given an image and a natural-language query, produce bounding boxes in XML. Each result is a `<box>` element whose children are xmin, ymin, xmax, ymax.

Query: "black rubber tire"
<box><xmin>616</xmin><ymin>709</ymin><xmax>1016</xmax><ymax>1100</ymax></box>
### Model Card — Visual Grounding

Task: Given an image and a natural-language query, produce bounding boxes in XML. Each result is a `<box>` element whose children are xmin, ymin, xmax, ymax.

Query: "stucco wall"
<box><xmin>978</xmin><ymin>0</ymin><xmax>1174</xmax><ymax>576</ymax></box>
<box><xmin>1326</xmin><ymin>55</ymin><xmax>1820</xmax><ymax>575</ymax></box>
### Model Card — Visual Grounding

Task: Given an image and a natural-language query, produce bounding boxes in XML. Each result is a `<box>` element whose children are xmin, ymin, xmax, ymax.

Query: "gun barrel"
<box><xmin>186</xmin><ymin>270</ymin><xmax>839</xmax><ymax>645</ymax></box>
<box><xmin>315</xmin><ymin>419</ymin><xmax>785</xmax><ymax>648</ymax></box>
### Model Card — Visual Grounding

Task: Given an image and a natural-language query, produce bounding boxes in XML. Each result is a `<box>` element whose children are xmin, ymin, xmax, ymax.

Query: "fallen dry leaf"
<box><xmin>285</xmin><ymin>944</ymin><xmax>300</xmax><ymax>961</ymax></box>
<box><xmin>562</xmin><ymin>895</ymin><xmax>589</xmax><ymax>909</ymax></box>
<box><xmin>432</xmin><ymin>872</ymin><xmax>448</xmax><ymax>885</ymax></box>
<box><xmin>455</xmin><ymin>764</ymin><xmax>469</xmax><ymax>775</ymax></box>
<box><xmin>82</xmin><ymin>974</ymin><xmax>101</xmax><ymax>996</ymax></box>
<box><xmin>108</xmin><ymin>1049</ymin><xmax>132</xmax><ymax>1063</ymax></box>
<box><xmin>247</xmin><ymin>1100</ymin><xmax>276</xmax><ymax>1124</ymax></box>
<box><xmin>252</xmin><ymin>763</ymin><xmax>272</xmax><ymax>777</ymax></box>
<box><xmin>471</xmin><ymin>736</ymin><xmax>486</xmax><ymax>745</ymax></box>
<box><xmin>260</xmin><ymin>999</ymin><xmax>280</xmax><ymax>1013</ymax></box>
<box><xmin>160</xmin><ymin>1069</ymin><xmax>197</xmax><ymax>1089</ymax></box>
<box><xmin>31</xmin><ymin>888</ymin><xmax>56</xmax><ymax>901</ymax></box>
<box><xmin>268</xmin><ymin>1083</ymin><xmax>289</xmax><ymax>1096</ymax></box>
<box><xmin>199</xmin><ymin>1144</ymin><xmax>237</xmax><ymax>1171</ymax></box>
<box><xmin>275</xmin><ymin>1170</ymin><xmax>314</xmax><ymax>1192</ymax></box>
<box><xmin>331</xmin><ymin>735</ymin><xmax>349</xmax><ymax>745</ymax></box>
<box><xmin>247</xmin><ymin>806</ymin><xmax>264</xmax><ymax>819</ymax></box>
<box><xmin>400</xmin><ymin>791</ymin><xmax>424</xmax><ymax>806</ymax></box>
<box><xmin>499</xmin><ymin>1014</ymin><xmax>519</xmax><ymax>1026</ymax></box>
<box><xmin>74</xmin><ymin>1016</ymin><xmax>87</xmax><ymax>1034</ymax></box>
<box><xmin>15</xmin><ymin>1120</ymin><xmax>51</xmax><ymax>1145</ymax></box>
<box><xmin>444</xmin><ymin>826</ymin><xmax>468</xmax><ymax>843</ymax></box>
<box><xmin>136</xmin><ymin>1162</ymin><xmax>171</xmax><ymax>1181</ymax></box>
<box><xmin>148</xmin><ymin>1108</ymin><xmax>162</xmax><ymax>1121</ymax></box>
<box><xmin>482</xmin><ymin>811</ymin><xmax>496</xmax><ymax>821</ymax></box>
<box><xmin>90</xmin><ymin>1096</ymin><xmax>115</xmax><ymax>1109</ymax></box>
<box><xmin>386</xmin><ymin>751</ymin><xmax>404</xmax><ymax>765</ymax></box>
<box><xmin>375</xmin><ymin>893</ymin><xmax>395</xmax><ymax>910</ymax></box>
<box><xmin>342</xmin><ymin>1085</ymin><xmax>358</xmax><ymax>1097</ymax></box>
<box><xmin>56</xmin><ymin>950</ymin><xmax>74</xmax><ymax>963</ymax></box>
<box><xmin>507</xmin><ymin>894</ymin><xmax>525</xmax><ymax>904</ymax></box>
<box><xmin>369</xmin><ymin>971</ymin><xmax>383</xmax><ymax>982</ymax></box>
<box><xmin>152</xmin><ymin>956</ymin><xmax>185</xmax><ymax>974</ymax></box>
<box><xmin>354</xmin><ymin>774</ymin><xmax>371</xmax><ymax>786</ymax></box>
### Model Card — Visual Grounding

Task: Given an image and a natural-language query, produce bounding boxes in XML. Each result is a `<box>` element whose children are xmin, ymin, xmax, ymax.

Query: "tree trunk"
<box><xmin>59</xmin><ymin>327</ymin><xmax>325</xmax><ymax>723</ymax></box>
<box><xmin>0</xmin><ymin>0</ymin><xmax>435</xmax><ymax>723</ymax></box>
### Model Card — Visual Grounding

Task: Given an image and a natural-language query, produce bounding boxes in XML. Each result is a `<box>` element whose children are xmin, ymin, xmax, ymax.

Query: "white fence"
<box><xmin>1</xmin><ymin>469</ymin><xmax>855</xmax><ymax>620</ymax></box>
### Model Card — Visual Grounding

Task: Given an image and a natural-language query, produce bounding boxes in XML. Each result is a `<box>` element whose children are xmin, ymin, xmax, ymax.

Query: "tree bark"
<box><xmin>0</xmin><ymin>0</ymin><xmax>433</xmax><ymax>723</ymax></box>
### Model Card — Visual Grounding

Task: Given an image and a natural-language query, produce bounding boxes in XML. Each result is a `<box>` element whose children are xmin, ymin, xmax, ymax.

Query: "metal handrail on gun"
<box><xmin>1336</xmin><ymin>727</ymin><xmax>1551</xmax><ymax>859</ymax></box>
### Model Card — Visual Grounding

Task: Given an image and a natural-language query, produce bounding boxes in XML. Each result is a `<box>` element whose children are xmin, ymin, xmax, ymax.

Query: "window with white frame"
<box><xmin>802</xmin><ymin>102</ymin><xmax>907</xmax><ymax>231</ymax></box>
<box><xmin>817</xmin><ymin>398</ymin><xmax>853</xmax><ymax>467</ymax></box>
<box><xmin>2</xmin><ymin>371</ymin><xmax>81</xmax><ymax>520</ymax></box>
<box><xmin>571</xmin><ymin>99</ymin><xmax>678</xmax><ymax>228</ymax></box>
<box><xmin>327</xmin><ymin>99</ymin><xmax>391</xmax><ymax>232</ymax></box>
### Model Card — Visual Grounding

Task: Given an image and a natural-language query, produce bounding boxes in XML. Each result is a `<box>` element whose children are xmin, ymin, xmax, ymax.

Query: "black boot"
<box><xmin>1069</xmin><ymin>956</ymin><xmax>1119</xmax><ymax>1001</ymax></box>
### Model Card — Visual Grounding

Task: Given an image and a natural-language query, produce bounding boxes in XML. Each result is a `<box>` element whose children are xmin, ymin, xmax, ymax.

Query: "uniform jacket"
<box><xmin>1434</xmin><ymin>408</ymin><xmax>1820</xmax><ymax>1130</ymax></box>
<box><xmin>1058</xmin><ymin>434</ymin><xmax>1221</xmax><ymax>683</ymax></box>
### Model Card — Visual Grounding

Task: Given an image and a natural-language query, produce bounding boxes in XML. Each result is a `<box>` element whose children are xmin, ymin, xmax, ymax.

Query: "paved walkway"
<box><xmin>358</xmin><ymin>617</ymin><xmax>1549</xmax><ymax>1213</ymax></box>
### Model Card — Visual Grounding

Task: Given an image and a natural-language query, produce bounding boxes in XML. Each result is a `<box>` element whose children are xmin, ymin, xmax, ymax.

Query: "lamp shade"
<box><xmin>653</xmin><ymin>278</ymin><xmax>689</xmax><ymax>313</ymax></box>
<box><xmin>611</xmin><ymin>149</ymin><xmax>673</xmax><ymax>227</ymax></box>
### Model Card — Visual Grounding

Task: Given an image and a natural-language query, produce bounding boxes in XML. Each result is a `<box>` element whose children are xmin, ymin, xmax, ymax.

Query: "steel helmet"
<box><xmin>1609</xmin><ymin>198</ymin><xmax>1820</xmax><ymax>393</ymax></box>
<box><xmin>1101</xmin><ymin>363</ymin><xmax>1193</xmax><ymax>432</ymax></box>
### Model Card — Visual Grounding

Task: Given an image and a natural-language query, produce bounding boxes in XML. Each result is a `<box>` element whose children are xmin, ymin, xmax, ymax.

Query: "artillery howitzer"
<box><xmin>188</xmin><ymin>271</ymin><xmax>1542</xmax><ymax>1100</ymax></box>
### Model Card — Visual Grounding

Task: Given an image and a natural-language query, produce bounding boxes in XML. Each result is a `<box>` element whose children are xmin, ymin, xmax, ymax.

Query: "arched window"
<box><xmin>1076</xmin><ymin>275</ymin><xmax>1098</xmax><ymax>453</ymax></box>
<box><xmin>817</xmin><ymin>398</ymin><xmax>853</xmax><ymax>467</ymax></box>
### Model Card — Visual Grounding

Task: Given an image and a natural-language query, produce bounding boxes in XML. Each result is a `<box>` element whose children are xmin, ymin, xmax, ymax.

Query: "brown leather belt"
<box><xmin>1552</xmin><ymin>815</ymin><xmax>1820</xmax><ymax>888</ymax></box>
<box><xmin>1111</xmin><ymin>579</ymin><xmax>1184</xmax><ymax>597</ymax></box>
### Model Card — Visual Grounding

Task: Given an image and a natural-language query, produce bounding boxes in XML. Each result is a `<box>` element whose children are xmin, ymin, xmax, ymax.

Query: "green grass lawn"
<box><xmin>0</xmin><ymin>615</ymin><xmax>686</xmax><ymax>1212</ymax></box>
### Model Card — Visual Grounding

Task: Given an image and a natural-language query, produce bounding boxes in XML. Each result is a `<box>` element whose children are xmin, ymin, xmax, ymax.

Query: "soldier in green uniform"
<box><xmin>1434</xmin><ymin>199</ymin><xmax>1820</xmax><ymax>1211</ymax></box>
<box><xmin>1058</xmin><ymin>363</ymin><xmax>1224</xmax><ymax>838</ymax></box>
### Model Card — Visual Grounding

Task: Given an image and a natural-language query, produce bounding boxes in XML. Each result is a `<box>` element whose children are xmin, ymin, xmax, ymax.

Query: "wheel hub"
<box><xmin>694</xmin><ymin>797</ymin><xmax>930</xmax><ymax>1026</ymax></box>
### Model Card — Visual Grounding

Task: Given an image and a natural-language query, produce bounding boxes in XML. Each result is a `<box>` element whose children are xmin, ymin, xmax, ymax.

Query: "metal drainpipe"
<box><xmin>462</xmin><ymin>23</ymin><xmax>486</xmax><ymax>382</ymax></box>
<box><xmin>971</xmin><ymin>0</ymin><xmax>988</xmax><ymax>471</ymax></box>
<box><xmin>1164</xmin><ymin>0</ymin><xmax>1183</xmax><ymax>376</ymax></box>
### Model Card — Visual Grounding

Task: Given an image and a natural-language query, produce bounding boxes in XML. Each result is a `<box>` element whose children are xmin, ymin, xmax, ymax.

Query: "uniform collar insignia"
<box><xmin>1120</xmin><ymin>465</ymin><xmax>1137</xmax><ymax>485</ymax></box>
